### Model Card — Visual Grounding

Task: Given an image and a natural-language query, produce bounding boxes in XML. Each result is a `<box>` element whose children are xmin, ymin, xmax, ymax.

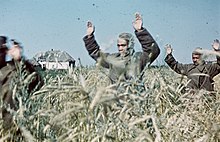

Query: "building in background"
<box><xmin>32</xmin><ymin>49</ymin><xmax>75</xmax><ymax>70</ymax></box>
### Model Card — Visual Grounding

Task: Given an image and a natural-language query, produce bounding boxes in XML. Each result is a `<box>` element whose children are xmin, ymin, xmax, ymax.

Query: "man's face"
<box><xmin>117</xmin><ymin>38</ymin><xmax>128</xmax><ymax>55</ymax></box>
<box><xmin>192</xmin><ymin>54</ymin><xmax>201</xmax><ymax>65</ymax></box>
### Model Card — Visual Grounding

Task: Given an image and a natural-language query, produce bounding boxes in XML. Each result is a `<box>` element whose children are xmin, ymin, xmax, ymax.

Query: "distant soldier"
<box><xmin>0</xmin><ymin>37</ymin><xmax>44</xmax><ymax>130</ymax></box>
<box><xmin>83</xmin><ymin>12</ymin><xmax>160</xmax><ymax>83</ymax></box>
<box><xmin>165</xmin><ymin>39</ymin><xmax>220</xmax><ymax>91</ymax></box>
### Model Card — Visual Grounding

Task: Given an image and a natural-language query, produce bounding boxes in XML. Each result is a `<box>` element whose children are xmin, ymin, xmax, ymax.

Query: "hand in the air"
<box><xmin>165</xmin><ymin>44</ymin><xmax>173</xmax><ymax>55</ymax></box>
<box><xmin>87</xmin><ymin>21</ymin><xmax>95</xmax><ymax>36</ymax></box>
<box><xmin>212</xmin><ymin>39</ymin><xmax>220</xmax><ymax>51</ymax></box>
<box><xmin>133</xmin><ymin>12</ymin><xmax>143</xmax><ymax>31</ymax></box>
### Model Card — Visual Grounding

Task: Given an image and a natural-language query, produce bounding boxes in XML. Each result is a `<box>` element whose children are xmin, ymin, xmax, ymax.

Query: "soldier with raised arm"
<box><xmin>165</xmin><ymin>39</ymin><xmax>220</xmax><ymax>91</ymax></box>
<box><xmin>0</xmin><ymin>37</ymin><xmax>44</xmax><ymax>130</ymax></box>
<box><xmin>83</xmin><ymin>12</ymin><xmax>160</xmax><ymax>83</ymax></box>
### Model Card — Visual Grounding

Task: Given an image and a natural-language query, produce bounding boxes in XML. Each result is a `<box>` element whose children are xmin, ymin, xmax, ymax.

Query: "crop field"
<box><xmin>0</xmin><ymin>65</ymin><xmax>220</xmax><ymax>142</ymax></box>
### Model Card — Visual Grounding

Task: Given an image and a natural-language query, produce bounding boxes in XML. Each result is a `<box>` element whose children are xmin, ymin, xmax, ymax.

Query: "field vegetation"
<box><xmin>1</xmin><ymin>65</ymin><xmax>220</xmax><ymax>141</ymax></box>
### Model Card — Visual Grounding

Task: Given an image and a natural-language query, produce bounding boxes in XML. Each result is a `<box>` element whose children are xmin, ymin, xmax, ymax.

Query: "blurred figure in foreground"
<box><xmin>165</xmin><ymin>39</ymin><xmax>220</xmax><ymax>91</ymax></box>
<box><xmin>0</xmin><ymin>36</ymin><xmax>44</xmax><ymax>131</ymax></box>
<box><xmin>83</xmin><ymin>12</ymin><xmax>160</xmax><ymax>83</ymax></box>
<box><xmin>0</xmin><ymin>36</ymin><xmax>8</xmax><ymax>69</ymax></box>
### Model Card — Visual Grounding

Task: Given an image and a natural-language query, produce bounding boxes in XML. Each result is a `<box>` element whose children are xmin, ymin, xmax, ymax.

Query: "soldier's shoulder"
<box><xmin>0</xmin><ymin>62</ymin><xmax>15</xmax><ymax>80</ymax></box>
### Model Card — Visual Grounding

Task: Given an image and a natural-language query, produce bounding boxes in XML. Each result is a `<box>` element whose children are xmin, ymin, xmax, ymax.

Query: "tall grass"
<box><xmin>1</xmin><ymin>65</ymin><xmax>220</xmax><ymax>141</ymax></box>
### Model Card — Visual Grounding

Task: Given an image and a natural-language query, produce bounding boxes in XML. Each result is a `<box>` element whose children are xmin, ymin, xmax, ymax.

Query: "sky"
<box><xmin>0</xmin><ymin>0</ymin><xmax>219</xmax><ymax>66</ymax></box>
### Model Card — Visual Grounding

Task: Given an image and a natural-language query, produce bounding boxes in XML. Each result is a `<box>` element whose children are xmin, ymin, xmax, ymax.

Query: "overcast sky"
<box><xmin>0</xmin><ymin>0</ymin><xmax>219</xmax><ymax>65</ymax></box>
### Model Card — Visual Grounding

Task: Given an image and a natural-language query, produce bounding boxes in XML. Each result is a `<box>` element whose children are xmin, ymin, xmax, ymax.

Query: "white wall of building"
<box><xmin>39</xmin><ymin>61</ymin><xmax>70</xmax><ymax>70</ymax></box>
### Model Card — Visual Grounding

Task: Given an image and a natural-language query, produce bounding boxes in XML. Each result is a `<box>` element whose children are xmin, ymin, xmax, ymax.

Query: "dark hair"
<box><xmin>11</xmin><ymin>39</ymin><xmax>19</xmax><ymax>45</ymax></box>
<box><xmin>214</xmin><ymin>39</ymin><xmax>219</xmax><ymax>43</ymax></box>
<box><xmin>0</xmin><ymin>36</ymin><xmax>7</xmax><ymax>46</ymax></box>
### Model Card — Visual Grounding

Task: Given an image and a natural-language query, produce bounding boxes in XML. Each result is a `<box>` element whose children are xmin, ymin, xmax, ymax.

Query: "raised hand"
<box><xmin>87</xmin><ymin>21</ymin><xmax>95</xmax><ymax>36</ymax></box>
<box><xmin>132</xmin><ymin>12</ymin><xmax>143</xmax><ymax>31</ymax></box>
<box><xmin>8</xmin><ymin>44</ymin><xmax>22</xmax><ymax>61</ymax></box>
<box><xmin>165</xmin><ymin>44</ymin><xmax>173</xmax><ymax>55</ymax></box>
<box><xmin>212</xmin><ymin>39</ymin><xmax>220</xmax><ymax>51</ymax></box>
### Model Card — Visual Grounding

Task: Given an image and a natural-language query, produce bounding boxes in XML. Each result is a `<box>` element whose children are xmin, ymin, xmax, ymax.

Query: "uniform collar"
<box><xmin>196</xmin><ymin>60</ymin><xmax>206</xmax><ymax>72</ymax></box>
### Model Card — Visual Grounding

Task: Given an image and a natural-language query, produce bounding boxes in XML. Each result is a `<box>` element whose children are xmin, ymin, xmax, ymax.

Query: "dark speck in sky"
<box><xmin>92</xmin><ymin>3</ymin><xmax>98</xmax><ymax>8</ymax></box>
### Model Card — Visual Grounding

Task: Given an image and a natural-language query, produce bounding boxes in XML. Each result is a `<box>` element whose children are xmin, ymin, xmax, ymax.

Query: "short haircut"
<box><xmin>192</xmin><ymin>47</ymin><xmax>203</xmax><ymax>55</ymax></box>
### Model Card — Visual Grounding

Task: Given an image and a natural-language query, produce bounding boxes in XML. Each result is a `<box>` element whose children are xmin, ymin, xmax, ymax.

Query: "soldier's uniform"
<box><xmin>0</xmin><ymin>38</ymin><xmax>44</xmax><ymax>130</ymax></box>
<box><xmin>83</xmin><ymin>28</ymin><xmax>160</xmax><ymax>83</ymax></box>
<box><xmin>165</xmin><ymin>52</ymin><xmax>220</xmax><ymax>91</ymax></box>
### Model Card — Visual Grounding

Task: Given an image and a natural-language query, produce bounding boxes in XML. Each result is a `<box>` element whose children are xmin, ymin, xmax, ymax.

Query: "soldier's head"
<box><xmin>192</xmin><ymin>47</ymin><xmax>203</xmax><ymax>65</ymax></box>
<box><xmin>117</xmin><ymin>33</ymin><xmax>135</xmax><ymax>56</ymax></box>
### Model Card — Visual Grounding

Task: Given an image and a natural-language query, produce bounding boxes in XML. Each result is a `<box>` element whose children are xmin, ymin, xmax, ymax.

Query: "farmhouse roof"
<box><xmin>33</xmin><ymin>49</ymin><xmax>75</xmax><ymax>62</ymax></box>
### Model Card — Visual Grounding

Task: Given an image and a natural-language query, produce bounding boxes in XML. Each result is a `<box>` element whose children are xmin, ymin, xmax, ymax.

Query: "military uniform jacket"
<box><xmin>0</xmin><ymin>59</ymin><xmax>44</xmax><ymax>130</ymax></box>
<box><xmin>0</xmin><ymin>59</ymin><xmax>44</xmax><ymax>109</ymax></box>
<box><xmin>83</xmin><ymin>28</ymin><xmax>160</xmax><ymax>83</ymax></box>
<box><xmin>165</xmin><ymin>53</ymin><xmax>220</xmax><ymax>91</ymax></box>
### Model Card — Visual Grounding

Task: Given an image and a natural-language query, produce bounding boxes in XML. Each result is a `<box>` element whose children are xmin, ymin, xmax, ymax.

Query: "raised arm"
<box><xmin>83</xmin><ymin>21</ymin><xmax>110</xmax><ymax>68</ymax></box>
<box><xmin>209</xmin><ymin>39</ymin><xmax>220</xmax><ymax>77</ymax></box>
<box><xmin>83</xmin><ymin>21</ymin><xmax>100</xmax><ymax>61</ymax></box>
<box><xmin>164</xmin><ymin>44</ymin><xmax>189</xmax><ymax>75</ymax></box>
<box><xmin>133</xmin><ymin>12</ymin><xmax>160</xmax><ymax>70</ymax></box>
<box><xmin>212</xmin><ymin>39</ymin><xmax>220</xmax><ymax>64</ymax></box>
<box><xmin>7</xmin><ymin>40</ymin><xmax>22</xmax><ymax>61</ymax></box>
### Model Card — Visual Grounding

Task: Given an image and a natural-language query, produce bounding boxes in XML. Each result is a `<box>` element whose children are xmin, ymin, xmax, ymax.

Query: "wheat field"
<box><xmin>1</xmin><ymin>65</ymin><xmax>220</xmax><ymax>142</ymax></box>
